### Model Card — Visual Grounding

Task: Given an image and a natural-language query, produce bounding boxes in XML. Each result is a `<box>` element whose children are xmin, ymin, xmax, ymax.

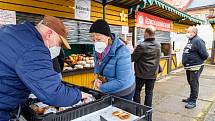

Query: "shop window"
<box><xmin>213</xmin><ymin>40</ymin><xmax>215</xmax><ymax>49</ymax></box>
<box><xmin>16</xmin><ymin>12</ymin><xmax>43</xmax><ymax>24</ymax></box>
<box><xmin>204</xmin><ymin>13</ymin><xmax>209</xmax><ymax>24</ymax></box>
<box><xmin>161</xmin><ymin>43</ymin><xmax>171</xmax><ymax>57</ymax></box>
<box><xmin>64</xmin><ymin>44</ymin><xmax>94</xmax><ymax>57</ymax></box>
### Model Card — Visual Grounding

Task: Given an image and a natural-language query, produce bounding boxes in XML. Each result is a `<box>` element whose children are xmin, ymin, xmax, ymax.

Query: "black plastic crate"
<box><xmin>21</xmin><ymin>85</ymin><xmax>108</xmax><ymax>121</ymax></box>
<box><xmin>71</xmin><ymin>96</ymin><xmax>152</xmax><ymax>121</ymax></box>
<box><xmin>22</xmin><ymin>95</ymin><xmax>152</xmax><ymax>121</ymax></box>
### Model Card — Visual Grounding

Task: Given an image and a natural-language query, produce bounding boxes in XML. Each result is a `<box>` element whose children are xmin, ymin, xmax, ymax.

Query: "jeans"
<box><xmin>133</xmin><ymin>77</ymin><xmax>156</xmax><ymax>107</ymax></box>
<box><xmin>186</xmin><ymin>66</ymin><xmax>204</xmax><ymax>103</ymax></box>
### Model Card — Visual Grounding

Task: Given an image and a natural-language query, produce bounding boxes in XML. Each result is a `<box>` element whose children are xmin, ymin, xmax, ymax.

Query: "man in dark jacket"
<box><xmin>132</xmin><ymin>26</ymin><xmax>161</xmax><ymax>107</ymax></box>
<box><xmin>0</xmin><ymin>16</ymin><xmax>87</xmax><ymax>120</ymax></box>
<box><xmin>182</xmin><ymin>26</ymin><xmax>208</xmax><ymax>109</ymax></box>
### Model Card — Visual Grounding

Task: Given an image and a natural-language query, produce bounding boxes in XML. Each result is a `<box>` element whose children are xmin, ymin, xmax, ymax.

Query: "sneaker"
<box><xmin>182</xmin><ymin>98</ymin><xmax>190</xmax><ymax>103</ymax></box>
<box><xmin>185</xmin><ymin>102</ymin><xmax>196</xmax><ymax>109</ymax></box>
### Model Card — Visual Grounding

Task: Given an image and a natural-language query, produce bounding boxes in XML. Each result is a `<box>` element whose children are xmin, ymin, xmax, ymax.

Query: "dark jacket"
<box><xmin>0</xmin><ymin>22</ymin><xmax>81</xmax><ymax>120</ymax></box>
<box><xmin>132</xmin><ymin>38</ymin><xmax>161</xmax><ymax>79</ymax></box>
<box><xmin>52</xmin><ymin>48</ymin><xmax>65</xmax><ymax>73</ymax></box>
<box><xmin>182</xmin><ymin>35</ymin><xmax>208</xmax><ymax>67</ymax></box>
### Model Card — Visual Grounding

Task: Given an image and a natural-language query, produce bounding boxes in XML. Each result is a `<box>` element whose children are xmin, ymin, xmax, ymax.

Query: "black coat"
<box><xmin>182</xmin><ymin>35</ymin><xmax>208</xmax><ymax>67</ymax></box>
<box><xmin>132</xmin><ymin>38</ymin><xmax>161</xmax><ymax>79</ymax></box>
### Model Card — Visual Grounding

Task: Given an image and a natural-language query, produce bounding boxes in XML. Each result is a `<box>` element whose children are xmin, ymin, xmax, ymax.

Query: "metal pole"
<box><xmin>103</xmin><ymin>4</ymin><xmax>106</xmax><ymax>20</ymax></box>
<box><xmin>102</xmin><ymin>0</ymin><xmax>107</xmax><ymax>20</ymax></box>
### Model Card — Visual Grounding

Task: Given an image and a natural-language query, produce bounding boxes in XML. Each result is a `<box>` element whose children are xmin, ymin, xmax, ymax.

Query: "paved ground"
<box><xmin>138</xmin><ymin>65</ymin><xmax>215</xmax><ymax>121</ymax></box>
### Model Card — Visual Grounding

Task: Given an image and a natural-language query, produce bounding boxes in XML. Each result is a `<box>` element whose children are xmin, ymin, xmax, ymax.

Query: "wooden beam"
<box><xmin>0</xmin><ymin>2</ymin><xmax>74</xmax><ymax>19</ymax></box>
<box><xmin>0</xmin><ymin>0</ymin><xmax>74</xmax><ymax>13</ymax></box>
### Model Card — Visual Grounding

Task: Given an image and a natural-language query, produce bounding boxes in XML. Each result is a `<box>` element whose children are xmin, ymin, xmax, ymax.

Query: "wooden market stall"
<box><xmin>106</xmin><ymin>0</ymin><xmax>202</xmax><ymax>78</ymax></box>
<box><xmin>0</xmin><ymin>0</ymin><xmax>202</xmax><ymax>87</ymax></box>
<box><xmin>0</xmin><ymin>0</ymin><xmax>129</xmax><ymax>88</ymax></box>
<box><xmin>61</xmin><ymin>1</ymin><xmax>129</xmax><ymax>88</ymax></box>
<box><xmin>209</xmin><ymin>18</ymin><xmax>215</xmax><ymax>64</ymax></box>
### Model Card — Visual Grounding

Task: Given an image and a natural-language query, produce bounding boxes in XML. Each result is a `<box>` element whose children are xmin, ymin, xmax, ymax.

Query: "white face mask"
<box><xmin>47</xmin><ymin>38</ymin><xmax>61</xmax><ymax>59</ymax></box>
<box><xmin>94</xmin><ymin>41</ymin><xmax>107</xmax><ymax>53</ymax></box>
<box><xmin>49</xmin><ymin>46</ymin><xmax>61</xmax><ymax>59</ymax></box>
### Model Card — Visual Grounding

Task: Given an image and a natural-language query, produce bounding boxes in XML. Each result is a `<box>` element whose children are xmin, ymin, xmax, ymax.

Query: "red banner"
<box><xmin>136</xmin><ymin>12</ymin><xmax>172</xmax><ymax>32</ymax></box>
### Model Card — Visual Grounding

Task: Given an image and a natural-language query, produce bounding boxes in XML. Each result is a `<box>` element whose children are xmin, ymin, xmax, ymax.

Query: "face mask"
<box><xmin>186</xmin><ymin>33</ymin><xmax>193</xmax><ymax>39</ymax></box>
<box><xmin>49</xmin><ymin>46</ymin><xmax>61</xmax><ymax>59</ymax></box>
<box><xmin>47</xmin><ymin>38</ymin><xmax>61</xmax><ymax>59</ymax></box>
<box><xmin>94</xmin><ymin>41</ymin><xmax>107</xmax><ymax>53</ymax></box>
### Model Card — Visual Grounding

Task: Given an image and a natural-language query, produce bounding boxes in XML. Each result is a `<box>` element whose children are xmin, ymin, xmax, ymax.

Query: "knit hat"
<box><xmin>89</xmin><ymin>19</ymin><xmax>111</xmax><ymax>37</ymax></box>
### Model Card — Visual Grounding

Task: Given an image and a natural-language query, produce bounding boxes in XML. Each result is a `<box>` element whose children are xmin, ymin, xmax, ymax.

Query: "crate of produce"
<box><xmin>21</xmin><ymin>84</ymin><xmax>108</xmax><ymax>121</ymax></box>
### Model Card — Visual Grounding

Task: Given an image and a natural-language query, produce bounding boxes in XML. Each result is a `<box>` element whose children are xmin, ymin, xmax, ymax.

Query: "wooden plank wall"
<box><xmin>91</xmin><ymin>1</ymin><xmax>128</xmax><ymax>26</ymax></box>
<box><xmin>0</xmin><ymin>0</ymin><xmax>128</xmax><ymax>26</ymax></box>
<box><xmin>128</xmin><ymin>18</ymin><xmax>136</xmax><ymax>27</ymax></box>
<box><xmin>212</xmin><ymin>25</ymin><xmax>215</xmax><ymax>32</ymax></box>
<box><xmin>0</xmin><ymin>0</ymin><xmax>73</xmax><ymax>18</ymax></box>
<box><xmin>171</xmin><ymin>23</ymin><xmax>189</xmax><ymax>33</ymax></box>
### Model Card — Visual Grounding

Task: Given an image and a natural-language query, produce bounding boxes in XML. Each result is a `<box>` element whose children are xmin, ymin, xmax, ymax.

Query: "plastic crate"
<box><xmin>22</xmin><ymin>95</ymin><xmax>152</xmax><ymax>121</ymax></box>
<box><xmin>21</xmin><ymin>85</ymin><xmax>108</xmax><ymax>121</ymax></box>
<box><xmin>72</xmin><ymin>96</ymin><xmax>152</xmax><ymax>121</ymax></box>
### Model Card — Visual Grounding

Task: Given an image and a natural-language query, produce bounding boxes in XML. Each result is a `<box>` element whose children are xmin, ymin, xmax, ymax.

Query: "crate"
<box><xmin>21</xmin><ymin>85</ymin><xmax>108</xmax><ymax>121</ymax></box>
<box><xmin>74</xmin><ymin>96</ymin><xmax>153</xmax><ymax>121</ymax></box>
<box><xmin>22</xmin><ymin>95</ymin><xmax>152</xmax><ymax>121</ymax></box>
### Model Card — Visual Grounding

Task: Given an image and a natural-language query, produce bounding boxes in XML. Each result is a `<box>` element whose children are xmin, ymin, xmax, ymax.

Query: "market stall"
<box><xmin>133</xmin><ymin>11</ymin><xmax>172</xmax><ymax>78</ymax></box>
<box><xmin>61</xmin><ymin>0</ymin><xmax>129</xmax><ymax>88</ymax></box>
<box><xmin>209</xmin><ymin>18</ymin><xmax>215</xmax><ymax>64</ymax></box>
<box><xmin>0</xmin><ymin>0</ymin><xmax>202</xmax><ymax>84</ymax></box>
<box><xmin>124</xmin><ymin>0</ymin><xmax>203</xmax><ymax>77</ymax></box>
<box><xmin>170</xmin><ymin>23</ymin><xmax>190</xmax><ymax>70</ymax></box>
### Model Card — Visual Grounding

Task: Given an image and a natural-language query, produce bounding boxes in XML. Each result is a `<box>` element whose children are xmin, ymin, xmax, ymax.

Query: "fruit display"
<box><xmin>64</xmin><ymin>54</ymin><xmax>94</xmax><ymax>71</ymax></box>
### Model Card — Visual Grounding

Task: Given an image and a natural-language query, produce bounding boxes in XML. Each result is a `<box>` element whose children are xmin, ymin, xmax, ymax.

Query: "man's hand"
<box><xmin>94</xmin><ymin>79</ymin><xmax>102</xmax><ymax>89</ymax></box>
<box><xmin>81</xmin><ymin>92</ymin><xmax>95</xmax><ymax>104</ymax></box>
<box><xmin>81</xmin><ymin>92</ymin><xmax>89</xmax><ymax>100</ymax></box>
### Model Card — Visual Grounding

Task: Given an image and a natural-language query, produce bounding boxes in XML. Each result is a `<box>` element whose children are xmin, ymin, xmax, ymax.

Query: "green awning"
<box><xmin>129</xmin><ymin>0</ymin><xmax>204</xmax><ymax>25</ymax></box>
<box><xmin>209</xmin><ymin>18</ymin><xmax>215</xmax><ymax>24</ymax></box>
<box><xmin>98</xmin><ymin>0</ymin><xmax>204</xmax><ymax>25</ymax></box>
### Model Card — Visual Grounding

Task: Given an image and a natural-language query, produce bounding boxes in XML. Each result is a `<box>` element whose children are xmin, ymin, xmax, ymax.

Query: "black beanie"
<box><xmin>89</xmin><ymin>19</ymin><xmax>111</xmax><ymax>37</ymax></box>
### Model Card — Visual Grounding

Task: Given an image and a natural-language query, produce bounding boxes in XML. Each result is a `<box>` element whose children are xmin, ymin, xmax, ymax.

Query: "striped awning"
<box><xmin>99</xmin><ymin>0</ymin><xmax>204</xmax><ymax>25</ymax></box>
<box><xmin>129</xmin><ymin>0</ymin><xmax>204</xmax><ymax>24</ymax></box>
<box><xmin>209</xmin><ymin>18</ymin><xmax>215</xmax><ymax>24</ymax></box>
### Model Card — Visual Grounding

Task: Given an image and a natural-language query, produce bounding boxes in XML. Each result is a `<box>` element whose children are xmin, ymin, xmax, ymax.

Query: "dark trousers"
<box><xmin>186</xmin><ymin>66</ymin><xmax>204</xmax><ymax>103</ymax></box>
<box><xmin>133</xmin><ymin>77</ymin><xmax>156</xmax><ymax>107</ymax></box>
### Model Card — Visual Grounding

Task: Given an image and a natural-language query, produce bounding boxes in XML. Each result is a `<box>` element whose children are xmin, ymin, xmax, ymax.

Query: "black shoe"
<box><xmin>182</xmin><ymin>98</ymin><xmax>190</xmax><ymax>103</ymax></box>
<box><xmin>185</xmin><ymin>102</ymin><xmax>196</xmax><ymax>109</ymax></box>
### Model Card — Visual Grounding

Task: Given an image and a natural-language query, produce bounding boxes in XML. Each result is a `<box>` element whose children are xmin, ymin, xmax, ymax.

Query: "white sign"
<box><xmin>171</xmin><ymin>32</ymin><xmax>187</xmax><ymax>66</ymax></box>
<box><xmin>75</xmin><ymin>0</ymin><xmax>91</xmax><ymax>21</ymax></box>
<box><xmin>0</xmin><ymin>9</ymin><xmax>16</xmax><ymax>25</ymax></box>
<box><xmin>122</xmin><ymin>26</ymin><xmax>129</xmax><ymax>34</ymax></box>
<box><xmin>196</xmin><ymin>24</ymin><xmax>213</xmax><ymax>57</ymax></box>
